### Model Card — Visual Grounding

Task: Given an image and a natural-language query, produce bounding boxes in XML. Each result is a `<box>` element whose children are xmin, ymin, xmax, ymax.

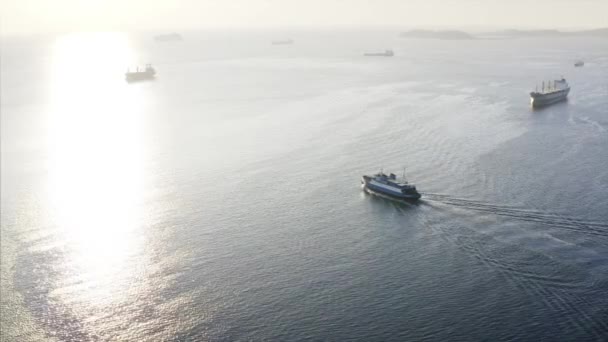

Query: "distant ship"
<box><xmin>125</xmin><ymin>64</ymin><xmax>156</xmax><ymax>82</ymax></box>
<box><xmin>154</xmin><ymin>33</ymin><xmax>183</xmax><ymax>42</ymax></box>
<box><xmin>362</xmin><ymin>170</ymin><xmax>421</xmax><ymax>200</ymax></box>
<box><xmin>364</xmin><ymin>49</ymin><xmax>394</xmax><ymax>57</ymax></box>
<box><xmin>272</xmin><ymin>39</ymin><xmax>294</xmax><ymax>45</ymax></box>
<box><xmin>574</xmin><ymin>60</ymin><xmax>584</xmax><ymax>67</ymax></box>
<box><xmin>530</xmin><ymin>78</ymin><xmax>570</xmax><ymax>108</ymax></box>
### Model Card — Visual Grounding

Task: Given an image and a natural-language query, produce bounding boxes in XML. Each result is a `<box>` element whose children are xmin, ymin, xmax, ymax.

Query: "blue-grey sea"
<box><xmin>1</xmin><ymin>30</ymin><xmax>608</xmax><ymax>341</ymax></box>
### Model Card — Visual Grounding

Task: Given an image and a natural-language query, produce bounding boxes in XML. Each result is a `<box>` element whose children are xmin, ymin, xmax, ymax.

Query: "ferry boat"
<box><xmin>530</xmin><ymin>78</ymin><xmax>570</xmax><ymax>108</ymax></box>
<box><xmin>125</xmin><ymin>64</ymin><xmax>156</xmax><ymax>82</ymax></box>
<box><xmin>362</xmin><ymin>170</ymin><xmax>421</xmax><ymax>200</ymax></box>
<box><xmin>364</xmin><ymin>49</ymin><xmax>394</xmax><ymax>57</ymax></box>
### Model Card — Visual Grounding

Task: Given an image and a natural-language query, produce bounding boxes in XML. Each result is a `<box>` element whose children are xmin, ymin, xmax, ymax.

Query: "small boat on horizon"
<box><xmin>125</xmin><ymin>64</ymin><xmax>156</xmax><ymax>82</ymax></box>
<box><xmin>574</xmin><ymin>60</ymin><xmax>584</xmax><ymax>67</ymax></box>
<box><xmin>362</xmin><ymin>170</ymin><xmax>421</xmax><ymax>200</ymax></box>
<box><xmin>364</xmin><ymin>49</ymin><xmax>394</xmax><ymax>57</ymax></box>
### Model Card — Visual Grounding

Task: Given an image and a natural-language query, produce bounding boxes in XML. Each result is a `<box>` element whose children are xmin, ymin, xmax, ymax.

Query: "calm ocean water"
<box><xmin>1</xmin><ymin>30</ymin><xmax>608</xmax><ymax>341</ymax></box>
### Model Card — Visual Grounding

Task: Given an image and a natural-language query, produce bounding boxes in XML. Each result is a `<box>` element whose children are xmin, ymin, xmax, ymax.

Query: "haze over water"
<box><xmin>1</xmin><ymin>30</ymin><xmax>608</xmax><ymax>341</ymax></box>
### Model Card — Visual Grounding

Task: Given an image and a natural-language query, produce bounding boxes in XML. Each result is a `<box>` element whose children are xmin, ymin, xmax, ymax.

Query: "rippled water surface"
<box><xmin>2</xmin><ymin>31</ymin><xmax>608</xmax><ymax>341</ymax></box>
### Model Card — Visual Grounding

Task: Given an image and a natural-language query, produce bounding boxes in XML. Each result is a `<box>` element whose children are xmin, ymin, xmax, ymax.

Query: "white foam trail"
<box><xmin>578</xmin><ymin>116</ymin><xmax>606</xmax><ymax>133</ymax></box>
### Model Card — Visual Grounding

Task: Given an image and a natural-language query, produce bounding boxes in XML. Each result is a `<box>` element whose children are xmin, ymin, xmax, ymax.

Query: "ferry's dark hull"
<box><xmin>530</xmin><ymin>88</ymin><xmax>569</xmax><ymax>108</ymax></box>
<box><xmin>361</xmin><ymin>176</ymin><xmax>421</xmax><ymax>201</ymax></box>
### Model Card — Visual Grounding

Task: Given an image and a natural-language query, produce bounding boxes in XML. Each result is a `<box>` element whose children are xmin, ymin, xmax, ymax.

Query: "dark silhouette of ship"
<box><xmin>125</xmin><ymin>64</ymin><xmax>156</xmax><ymax>82</ymax></box>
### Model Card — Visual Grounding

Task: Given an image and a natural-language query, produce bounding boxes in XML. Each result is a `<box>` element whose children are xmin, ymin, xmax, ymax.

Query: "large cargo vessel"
<box><xmin>125</xmin><ymin>64</ymin><xmax>156</xmax><ymax>82</ymax></box>
<box><xmin>530</xmin><ymin>78</ymin><xmax>570</xmax><ymax>108</ymax></box>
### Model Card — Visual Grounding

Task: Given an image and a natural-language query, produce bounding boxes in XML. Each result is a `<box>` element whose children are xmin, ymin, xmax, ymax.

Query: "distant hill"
<box><xmin>400</xmin><ymin>30</ymin><xmax>474</xmax><ymax>40</ymax></box>
<box><xmin>401</xmin><ymin>28</ymin><xmax>608</xmax><ymax>40</ymax></box>
<box><xmin>502</xmin><ymin>29</ymin><xmax>562</xmax><ymax>37</ymax></box>
<box><xmin>492</xmin><ymin>28</ymin><xmax>608</xmax><ymax>38</ymax></box>
<box><xmin>571</xmin><ymin>28</ymin><xmax>608</xmax><ymax>37</ymax></box>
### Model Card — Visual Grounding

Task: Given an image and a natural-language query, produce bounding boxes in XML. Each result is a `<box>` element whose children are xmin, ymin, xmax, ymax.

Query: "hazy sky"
<box><xmin>2</xmin><ymin>0</ymin><xmax>607</xmax><ymax>34</ymax></box>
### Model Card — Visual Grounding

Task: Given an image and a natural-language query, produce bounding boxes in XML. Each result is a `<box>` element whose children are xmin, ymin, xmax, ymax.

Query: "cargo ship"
<box><xmin>530</xmin><ymin>78</ymin><xmax>570</xmax><ymax>108</ymax></box>
<box><xmin>125</xmin><ymin>64</ymin><xmax>156</xmax><ymax>82</ymax></box>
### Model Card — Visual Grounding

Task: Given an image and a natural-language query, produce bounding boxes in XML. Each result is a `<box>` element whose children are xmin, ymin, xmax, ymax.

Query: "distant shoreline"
<box><xmin>400</xmin><ymin>30</ymin><xmax>474</xmax><ymax>40</ymax></box>
<box><xmin>400</xmin><ymin>28</ymin><xmax>608</xmax><ymax>40</ymax></box>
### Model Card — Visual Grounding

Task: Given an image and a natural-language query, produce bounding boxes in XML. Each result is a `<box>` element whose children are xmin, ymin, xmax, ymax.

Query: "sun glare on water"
<box><xmin>46</xmin><ymin>32</ymin><xmax>149</xmax><ymax>308</ymax></box>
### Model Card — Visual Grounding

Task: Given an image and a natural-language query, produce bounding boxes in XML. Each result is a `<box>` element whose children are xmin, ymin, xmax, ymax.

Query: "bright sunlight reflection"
<box><xmin>47</xmin><ymin>33</ymin><xmax>147</xmax><ymax>307</ymax></box>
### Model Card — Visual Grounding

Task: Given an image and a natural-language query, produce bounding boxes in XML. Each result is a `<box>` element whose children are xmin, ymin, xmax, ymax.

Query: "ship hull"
<box><xmin>530</xmin><ymin>88</ymin><xmax>569</xmax><ymax>108</ymax></box>
<box><xmin>361</xmin><ymin>177</ymin><xmax>421</xmax><ymax>200</ymax></box>
<box><xmin>125</xmin><ymin>73</ymin><xmax>155</xmax><ymax>82</ymax></box>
